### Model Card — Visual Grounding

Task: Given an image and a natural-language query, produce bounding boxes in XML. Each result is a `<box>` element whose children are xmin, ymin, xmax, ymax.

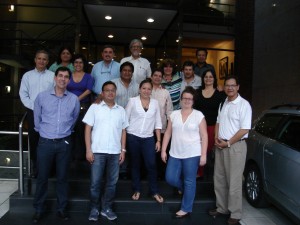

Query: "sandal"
<box><xmin>152</xmin><ymin>194</ymin><xmax>164</xmax><ymax>203</ymax></box>
<box><xmin>132</xmin><ymin>192</ymin><xmax>140</xmax><ymax>201</ymax></box>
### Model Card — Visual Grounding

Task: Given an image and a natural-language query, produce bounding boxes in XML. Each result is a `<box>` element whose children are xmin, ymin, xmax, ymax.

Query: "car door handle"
<box><xmin>264</xmin><ymin>149</ymin><xmax>273</xmax><ymax>156</ymax></box>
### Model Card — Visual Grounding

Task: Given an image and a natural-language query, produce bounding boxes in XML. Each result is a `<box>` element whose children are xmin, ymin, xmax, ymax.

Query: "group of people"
<box><xmin>19</xmin><ymin>40</ymin><xmax>252</xmax><ymax>225</ymax></box>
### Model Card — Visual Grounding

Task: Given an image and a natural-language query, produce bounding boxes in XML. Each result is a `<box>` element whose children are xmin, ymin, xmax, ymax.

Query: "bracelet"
<box><xmin>121</xmin><ymin>148</ymin><xmax>126</xmax><ymax>152</ymax></box>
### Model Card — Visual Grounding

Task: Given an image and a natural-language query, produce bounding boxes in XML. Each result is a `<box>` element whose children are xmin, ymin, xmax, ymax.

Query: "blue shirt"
<box><xmin>91</xmin><ymin>60</ymin><xmax>120</xmax><ymax>95</ymax></box>
<box><xmin>34</xmin><ymin>88</ymin><xmax>80</xmax><ymax>139</ymax></box>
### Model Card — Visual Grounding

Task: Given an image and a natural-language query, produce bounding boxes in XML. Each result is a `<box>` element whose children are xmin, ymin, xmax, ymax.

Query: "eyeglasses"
<box><xmin>103</xmin><ymin>89</ymin><xmax>116</xmax><ymax>93</ymax></box>
<box><xmin>182</xmin><ymin>98</ymin><xmax>193</xmax><ymax>101</ymax></box>
<box><xmin>224</xmin><ymin>84</ymin><xmax>238</xmax><ymax>88</ymax></box>
<box><xmin>131</xmin><ymin>45</ymin><xmax>141</xmax><ymax>49</ymax></box>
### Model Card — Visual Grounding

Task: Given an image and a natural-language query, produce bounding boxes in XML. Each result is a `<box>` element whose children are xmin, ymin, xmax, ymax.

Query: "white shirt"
<box><xmin>120</xmin><ymin>56</ymin><xmax>151</xmax><ymax>84</ymax></box>
<box><xmin>217</xmin><ymin>94</ymin><xmax>252</xmax><ymax>140</ymax></box>
<box><xmin>82</xmin><ymin>101</ymin><xmax>129</xmax><ymax>154</ymax></box>
<box><xmin>151</xmin><ymin>86</ymin><xmax>173</xmax><ymax>133</ymax></box>
<box><xmin>169</xmin><ymin>110</ymin><xmax>205</xmax><ymax>159</ymax></box>
<box><xmin>181</xmin><ymin>75</ymin><xmax>202</xmax><ymax>93</ymax></box>
<box><xmin>19</xmin><ymin>68</ymin><xmax>55</xmax><ymax>110</ymax></box>
<box><xmin>111</xmin><ymin>78</ymin><xmax>139</xmax><ymax>108</ymax></box>
<box><xmin>126</xmin><ymin>96</ymin><xmax>162</xmax><ymax>138</ymax></box>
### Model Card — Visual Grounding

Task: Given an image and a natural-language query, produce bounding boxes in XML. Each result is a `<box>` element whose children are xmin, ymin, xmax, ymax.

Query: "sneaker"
<box><xmin>100</xmin><ymin>209</ymin><xmax>117</xmax><ymax>220</ymax></box>
<box><xmin>88</xmin><ymin>208</ymin><xmax>99</xmax><ymax>221</ymax></box>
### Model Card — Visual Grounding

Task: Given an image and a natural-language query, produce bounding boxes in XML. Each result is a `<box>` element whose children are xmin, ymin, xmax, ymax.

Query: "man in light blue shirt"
<box><xmin>83</xmin><ymin>81</ymin><xmax>129</xmax><ymax>222</ymax></box>
<box><xmin>181</xmin><ymin>60</ymin><xmax>202</xmax><ymax>93</ymax></box>
<box><xmin>32</xmin><ymin>67</ymin><xmax>80</xmax><ymax>223</ymax></box>
<box><xmin>19</xmin><ymin>49</ymin><xmax>55</xmax><ymax>178</ymax></box>
<box><xmin>91</xmin><ymin>45</ymin><xmax>120</xmax><ymax>96</ymax></box>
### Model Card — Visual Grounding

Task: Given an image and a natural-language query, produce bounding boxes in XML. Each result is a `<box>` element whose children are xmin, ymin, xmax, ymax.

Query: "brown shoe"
<box><xmin>227</xmin><ymin>218</ymin><xmax>240</xmax><ymax>225</ymax></box>
<box><xmin>208</xmin><ymin>208</ymin><xmax>228</xmax><ymax>217</ymax></box>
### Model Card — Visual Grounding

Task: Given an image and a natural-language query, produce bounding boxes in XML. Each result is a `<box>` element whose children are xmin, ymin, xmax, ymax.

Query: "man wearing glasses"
<box><xmin>209</xmin><ymin>76</ymin><xmax>252</xmax><ymax>225</ymax></box>
<box><xmin>91</xmin><ymin>45</ymin><xmax>120</xmax><ymax>97</ymax></box>
<box><xmin>120</xmin><ymin>39</ymin><xmax>151</xmax><ymax>84</ymax></box>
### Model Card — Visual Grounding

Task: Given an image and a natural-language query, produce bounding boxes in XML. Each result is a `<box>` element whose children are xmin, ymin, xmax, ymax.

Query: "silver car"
<box><xmin>244</xmin><ymin>104</ymin><xmax>300</xmax><ymax>224</ymax></box>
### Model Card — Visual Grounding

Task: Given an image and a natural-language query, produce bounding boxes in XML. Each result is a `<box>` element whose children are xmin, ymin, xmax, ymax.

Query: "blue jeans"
<box><xmin>165</xmin><ymin>155</ymin><xmax>200</xmax><ymax>212</ymax></box>
<box><xmin>127</xmin><ymin>133</ymin><xmax>159</xmax><ymax>195</ymax></box>
<box><xmin>90</xmin><ymin>153</ymin><xmax>120</xmax><ymax>211</ymax></box>
<box><xmin>33</xmin><ymin>136</ymin><xmax>71</xmax><ymax>213</ymax></box>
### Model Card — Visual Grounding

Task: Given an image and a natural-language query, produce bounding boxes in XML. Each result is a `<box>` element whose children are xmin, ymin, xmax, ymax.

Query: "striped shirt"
<box><xmin>162</xmin><ymin>73</ymin><xmax>182</xmax><ymax>110</ymax></box>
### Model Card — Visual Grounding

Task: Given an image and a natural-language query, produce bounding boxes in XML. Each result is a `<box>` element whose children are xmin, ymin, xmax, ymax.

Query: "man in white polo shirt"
<box><xmin>209</xmin><ymin>76</ymin><xmax>252</xmax><ymax>225</ymax></box>
<box><xmin>83</xmin><ymin>81</ymin><xmax>129</xmax><ymax>222</ymax></box>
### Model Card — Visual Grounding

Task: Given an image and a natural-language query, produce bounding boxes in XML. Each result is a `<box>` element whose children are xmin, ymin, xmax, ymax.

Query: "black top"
<box><xmin>194</xmin><ymin>90</ymin><xmax>226</xmax><ymax>126</ymax></box>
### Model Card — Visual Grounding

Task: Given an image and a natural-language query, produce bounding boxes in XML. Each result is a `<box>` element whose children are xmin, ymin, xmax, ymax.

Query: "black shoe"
<box><xmin>56</xmin><ymin>211</ymin><xmax>69</xmax><ymax>220</ymax></box>
<box><xmin>32</xmin><ymin>212</ymin><xmax>42</xmax><ymax>223</ymax></box>
<box><xmin>208</xmin><ymin>208</ymin><xmax>229</xmax><ymax>217</ymax></box>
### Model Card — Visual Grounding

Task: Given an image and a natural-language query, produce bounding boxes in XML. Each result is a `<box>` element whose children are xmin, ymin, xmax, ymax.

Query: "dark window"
<box><xmin>278</xmin><ymin>117</ymin><xmax>300</xmax><ymax>151</ymax></box>
<box><xmin>254</xmin><ymin>114</ymin><xmax>283</xmax><ymax>138</ymax></box>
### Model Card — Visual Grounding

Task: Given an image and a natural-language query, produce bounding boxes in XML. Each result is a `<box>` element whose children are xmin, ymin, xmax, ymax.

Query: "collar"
<box><xmin>100</xmin><ymin>101</ymin><xmax>118</xmax><ymax>109</ymax></box>
<box><xmin>226</xmin><ymin>94</ymin><xmax>241</xmax><ymax>104</ymax></box>
<box><xmin>34</xmin><ymin>68</ymin><xmax>47</xmax><ymax>74</ymax></box>
<box><xmin>50</xmin><ymin>87</ymin><xmax>69</xmax><ymax>96</ymax></box>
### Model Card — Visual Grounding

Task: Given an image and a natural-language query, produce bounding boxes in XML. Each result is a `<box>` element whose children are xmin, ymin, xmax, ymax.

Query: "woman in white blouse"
<box><xmin>161</xmin><ymin>86</ymin><xmax>208</xmax><ymax>218</ymax></box>
<box><xmin>125</xmin><ymin>78</ymin><xmax>164</xmax><ymax>203</ymax></box>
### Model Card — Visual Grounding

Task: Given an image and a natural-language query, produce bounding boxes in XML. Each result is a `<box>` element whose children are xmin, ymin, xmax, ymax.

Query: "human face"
<box><xmin>203</xmin><ymin>71</ymin><xmax>214</xmax><ymax>87</ymax></box>
<box><xmin>55</xmin><ymin>71</ymin><xmax>70</xmax><ymax>90</ymax></box>
<box><xmin>163</xmin><ymin>65</ymin><xmax>173</xmax><ymax>76</ymax></box>
<box><xmin>139</xmin><ymin>82</ymin><xmax>152</xmax><ymax>99</ymax></box>
<box><xmin>196</xmin><ymin>50</ymin><xmax>207</xmax><ymax>64</ymax></box>
<box><xmin>181</xmin><ymin>93</ymin><xmax>194</xmax><ymax>109</ymax></box>
<box><xmin>34</xmin><ymin>53</ymin><xmax>49</xmax><ymax>71</ymax></box>
<box><xmin>183</xmin><ymin>66</ymin><xmax>194</xmax><ymax>80</ymax></box>
<box><xmin>102</xmin><ymin>84</ymin><xmax>116</xmax><ymax>102</ymax></box>
<box><xmin>130</xmin><ymin>42</ymin><xmax>142</xmax><ymax>58</ymax></box>
<box><xmin>151</xmin><ymin>71</ymin><xmax>163</xmax><ymax>86</ymax></box>
<box><xmin>60</xmin><ymin>49</ymin><xmax>72</xmax><ymax>63</ymax></box>
<box><xmin>224</xmin><ymin>78</ymin><xmax>239</xmax><ymax>101</ymax></box>
<box><xmin>121</xmin><ymin>65</ymin><xmax>133</xmax><ymax>82</ymax></box>
<box><xmin>73</xmin><ymin>58</ymin><xmax>84</xmax><ymax>72</ymax></box>
<box><xmin>102</xmin><ymin>47</ymin><xmax>114</xmax><ymax>63</ymax></box>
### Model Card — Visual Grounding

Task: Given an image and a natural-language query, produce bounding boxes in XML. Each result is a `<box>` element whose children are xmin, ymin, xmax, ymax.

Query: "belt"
<box><xmin>222</xmin><ymin>138</ymin><xmax>247</xmax><ymax>142</ymax></box>
<box><xmin>41</xmin><ymin>136</ymin><xmax>70</xmax><ymax>142</ymax></box>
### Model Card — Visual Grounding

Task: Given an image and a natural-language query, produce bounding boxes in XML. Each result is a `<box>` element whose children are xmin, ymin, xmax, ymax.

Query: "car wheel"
<box><xmin>244</xmin><ymin>164</ymin><xmax>269</xmax><ymax>207</ymax></box>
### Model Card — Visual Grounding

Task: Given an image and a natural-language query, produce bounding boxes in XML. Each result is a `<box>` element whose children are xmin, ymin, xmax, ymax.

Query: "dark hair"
<box><xmin>201</xmin><ymin>69</ymin><xmax>217</xmax><ymax>89</ymax></box>
<box><xmin>224</xmin><ymin>75</ymin><xmax>239</xmax><ymax>85</ymax></box>
<box><xmin>56</xmin><ymin>46</ymin><xmax>73</xmax><ymax>64</ymax></box>
<box><xmin>182</xmin><ymin>60</ymin><xmax>194</xmax><ymax>70</ymax></box>
<box><xmin>102</xmin><ymin>81</ymin><xmax>117</xmax><ymax>92</ymax></box>
<box><xmin>139</xmin><ymin>78</ymin><xmax>153</xmax><ymax>89</ymax></box>
<box><xmin>102</xmin><ymin>45</ymin><xmax>115</xmax><ymax>52</ymax></box>
<box><xmin>160</xmin><ymin>59</ymin><xmax>177</xmax><ymax>75</ymax></box>
<box><xmin>55</xmin><ymin>66</ymin><xmax>71</xmax><ymax>77</ymax></box>
<box><xmin>181</xmin><ymin>86</ymin><xmax>196</xmax><ymax>100</ymax></box>
<box><xmin>72</xmin><ymin>54</ymin><xmax>88</xmax><ymax>72</ymax></box>
<box><xmin>35</xmin><ymin>49</ymin><xmax>49</xmax><ymax>59</ymax></box>
<box><xmin>151</xmin><ymin>68</ymin><xmax>163</xmax><ymax>77</ymax></box>
<box><xmin>120</xmin><ymin>61</ymin><xmax>134</xmax><ymax>73</ymax></box>
<box><xmin>196</xmin><ymin>48</ymin><xmax>208</xmax><ymax>57</ymax></box>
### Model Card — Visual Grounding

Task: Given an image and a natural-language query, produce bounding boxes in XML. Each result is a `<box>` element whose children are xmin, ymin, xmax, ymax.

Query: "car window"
<box><xmin>254</xmin><ymin>114</ymin><xmax>283</xmax><ymax>138</ymax></box>
<box><xmin>278</xmin><ymin>116</ymin><xmax>300</xmax><ymax>151</ymax></box>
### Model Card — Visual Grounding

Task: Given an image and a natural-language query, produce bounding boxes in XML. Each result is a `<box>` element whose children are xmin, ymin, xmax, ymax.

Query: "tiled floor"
<box><xmin>0</xmin><ymin>180</ymin><xmax>296</xmax><ymax>225</ymax></box>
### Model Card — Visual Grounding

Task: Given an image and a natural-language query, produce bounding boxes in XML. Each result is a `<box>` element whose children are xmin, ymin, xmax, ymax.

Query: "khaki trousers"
<box><xmin>213</xmin><ymin>140</ymin><xmax>247</xmax><ymax>219</ymax></box>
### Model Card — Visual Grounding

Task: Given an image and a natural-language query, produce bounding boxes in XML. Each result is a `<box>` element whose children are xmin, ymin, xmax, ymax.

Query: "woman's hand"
<box><xmin>199</xmin><ymin>155</ymin><xmax>207</xmax><ymax>166</ymax></box>
<box><xmin>161</xmin><ymin>151</ymin><xmax>167</xmax><ymax>163</ymax></box>
<box><xmin>86</xmin><ymin>150</ymin><xmax>94</xmax><ymax>164</ymax></box>
<box><xmin>155</xmin><ymin>141</ymin><xmax>161</xmax><ymax>152</ymax></box>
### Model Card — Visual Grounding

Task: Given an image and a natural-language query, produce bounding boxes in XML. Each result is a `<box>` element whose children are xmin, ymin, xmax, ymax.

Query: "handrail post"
<box><xmin>18</xmin><ymin>112</ymin><xmax>27</xmax><ymax>196</ymax></box>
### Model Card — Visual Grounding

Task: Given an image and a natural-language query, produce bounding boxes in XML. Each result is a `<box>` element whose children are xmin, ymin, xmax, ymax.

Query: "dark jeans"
<box><xmin>33</xmin><ymin>136</ymin><xmax>71</xmax><ymax>213</ymax></box>
<box><xmin>126</xmin><ymin>133</ymin><xmax>159</xmax><ymax>195</ymax></box>
<box><xmin>26</xmin><ymin>109</ymin><xmax>40</xmax><ymax>162</ymax></box>
<box><xmin>90</xmin><ymin>153</ymin><xmax>120</xmax><ymax>211</ymax></box>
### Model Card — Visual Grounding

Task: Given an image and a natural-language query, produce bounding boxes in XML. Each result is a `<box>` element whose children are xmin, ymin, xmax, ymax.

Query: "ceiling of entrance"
<box><xmin>1</xmin><ymin>0</ymin><xmax>235</xmax><ymax>47</ymax></box>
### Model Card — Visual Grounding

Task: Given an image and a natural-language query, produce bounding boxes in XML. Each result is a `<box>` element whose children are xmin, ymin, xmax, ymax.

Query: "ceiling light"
<box><xmin>105</xmin><ymin>15</ymin><xmax>112</xmax><ymax>20</ymax></box>
<box><xmin>272</xmin><ymin>3</ymin><xmax>277</xmax><ymax>7</ymax></box>
<box><xmin>176</xmin><ymin>39</ymin><xmax>179</xmax><ymax>43</ymax></box>
<box><xmin>141</xmin><ymin>36</ymin><xmax>147</xmax><ymax>40</ymax></box>
<box><xmin>147</xmin><ymin>18</ymin><xmax>154</xmax><ymax>23</ymax></box>
<box><xmin>108</xmin><ymin>34</ymin><xmax>114</xmax><ymax>38</ymax></box>
<box><xmin>8</xmin><ymin>5</ymin><xmax>14</xmax><ymax>12</ymax></box>
<box><xmin>82</xmin><ymin>46</ymin><xmax>87</xmax><ymax>50</ymax></box>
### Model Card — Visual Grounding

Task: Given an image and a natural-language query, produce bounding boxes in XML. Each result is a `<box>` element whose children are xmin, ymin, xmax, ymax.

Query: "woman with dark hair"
<box><xmin>161</xmin><ymin>59</ymin><xmax>182</xmax><ymax>110</ymax></box>
<box><xmin>125</xmin><ymin>78</ymin><xmax>164</xmax><ymax>203</ymax></box>
<box><xmin>161</xmin><ymin>86</ymin><xmax>208</xmax><ymax>218</ymax></box>
<box><xmin>67</xmin><ymin>54</ymin><xmax>94</xmax><ymax>160</ymax></box>
<box><xmin>194</xmin><ymin>69</ymin><xmax>226</xmax><ymax>179</ymax></box>
<box><xmin>49</xmin><ymin>46</ymin><xmax>74</xmax><ymax>72</ymax></box>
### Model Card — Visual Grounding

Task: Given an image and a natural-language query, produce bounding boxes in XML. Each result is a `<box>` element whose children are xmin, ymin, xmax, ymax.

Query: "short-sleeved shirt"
<box><xmin>217</xmin><ymin>94</ymin><xmax>252</xmax><ymax>140</ymax></box>
<box><xmin>82</xmin><ymin>101</ymin><xmax>129</xmax><ymax>154</ymax></box>
<box><xmin>67</xmin><ymin>73</ymin><xmax>94</xmax><ymax>103</ymax></box>
<box><xmin>181</xmin><ymin>75</ymin><xmax>202</xmax><ymax>93</ymax></box>
<box><xmin>169</xmin><ymin>110</ymin><xmax>205</xmax><ymax>159</ymax></box>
